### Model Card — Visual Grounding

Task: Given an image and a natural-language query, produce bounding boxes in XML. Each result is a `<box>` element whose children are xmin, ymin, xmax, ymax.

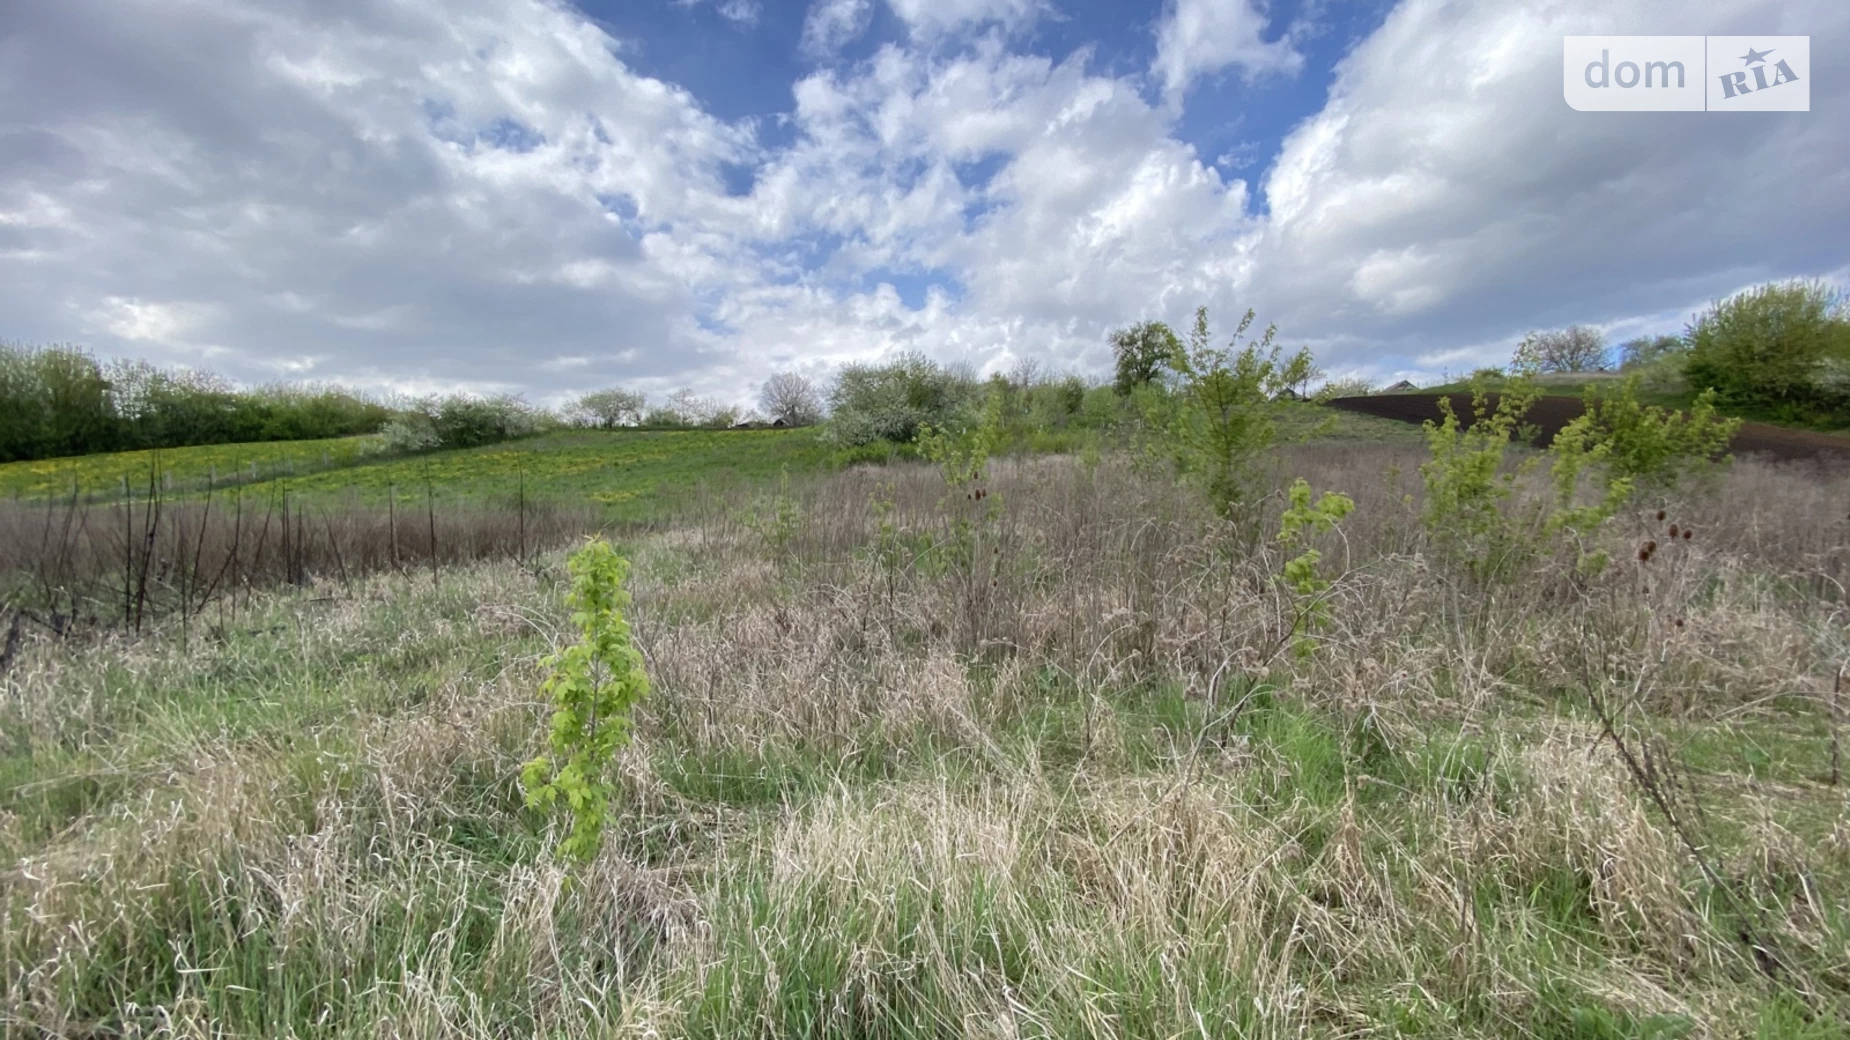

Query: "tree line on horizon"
<box><xmin>4</xmin><ymin>276</ymin><xmax>1843</xmax><ymax>465</ymax></box>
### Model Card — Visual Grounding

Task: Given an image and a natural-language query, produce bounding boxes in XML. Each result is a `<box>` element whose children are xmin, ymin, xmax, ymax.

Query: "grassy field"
<box><xmin>250</xmin><ymin>427</ymin><xmax>837</xmax><ymax>514</ymax></box>
<box><xmin>3</xmin><ymin>435</ymin><xmax>1848</xmax><ymax>1037</ymax></box>
<box><xmin>0</xmin><ymin>435</ymin><xmax>381</xmax><ymax>500</ymax></box>
<box><xmin>0</xmin><ymin>427</ymin><xmax>836</xmax><ymax>520</ymax></box>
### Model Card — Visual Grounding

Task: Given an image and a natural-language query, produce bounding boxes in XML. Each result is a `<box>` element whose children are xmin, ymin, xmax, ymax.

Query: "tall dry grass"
<box><xmin>1</xmin><ymin>445</ymin><xmax>1846</xmax><ymax>1037</ymax></box>
<box><xmin>0</xmin><ymin>484</ymin><xmax>600</xmax><ymax>636</ymax></box>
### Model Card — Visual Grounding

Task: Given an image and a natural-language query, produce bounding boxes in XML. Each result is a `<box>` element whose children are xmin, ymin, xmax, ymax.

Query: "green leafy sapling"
<box><xmin>522</xmin><ymin>537</ymin><xmax>650</xmax><ymax>864</ymax></box>
<box><xmin>741</xmin><ymin>463</ymin><xmax>804</xmax><ymax>561</ymax></box>
<box><xmin>1148</xmin><ymin>306</ymin><xmax>1319</xmax><ymax>521</ymax></box>
<box><xmin>1547</xmin><ymin>375</ymin><xmax>1740</xmax><ymax>540</ymax></box>
<box><xmin>916</xmin><ymin>380</ymin><xmax>1005</xmax><ymax>491</ymax></box>
<box><xmin>917</xmin><ymin>382</ymin><xmax>1006</xmax><ymax>568</ymax></box>
<box><xmin>1418</xmin><ymin>362</ymin><xmax>1541</xmax><ymax>579</ymax></box>
<box><xmin>1276</xmin><ymin>478</ymin><xmax>1355</xmax><ymax>658</ymax></box>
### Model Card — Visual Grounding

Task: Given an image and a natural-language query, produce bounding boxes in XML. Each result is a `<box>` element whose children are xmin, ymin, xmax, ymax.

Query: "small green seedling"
<box><xmin>522</xmin><ymin>537</ymin><xmax>650</xmax><ymax>864</ymax></box>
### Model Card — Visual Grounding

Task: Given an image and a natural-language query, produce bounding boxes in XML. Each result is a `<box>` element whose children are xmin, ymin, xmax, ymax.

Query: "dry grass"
<box><xmin>1</xmin><ymin>446</ymin><xmax>1847</xmax><ymax>1037</ymax></box>
<box><xmin>0</xmin><ymin>485</ymin><xmax>601</xmax><ymax>637</ymax></box>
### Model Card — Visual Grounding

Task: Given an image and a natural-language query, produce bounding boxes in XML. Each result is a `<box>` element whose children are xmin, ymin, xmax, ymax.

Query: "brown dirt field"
<box><xmin>1327</xmin><ymin>393</ymin><xmax>1850</xmax><ymax>463</ymax></box>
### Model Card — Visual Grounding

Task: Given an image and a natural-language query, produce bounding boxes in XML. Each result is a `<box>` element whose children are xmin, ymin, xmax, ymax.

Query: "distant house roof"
<box><xmin>1385</xmin><ymin>380</ymin><xmax>1418</xmax><ymax>392</ymax></box>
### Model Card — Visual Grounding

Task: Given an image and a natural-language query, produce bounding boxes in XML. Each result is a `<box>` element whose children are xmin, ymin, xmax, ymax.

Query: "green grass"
<box><xmin>249</xmin><ymin>427</ymin><xmax>835</xmax><ymax>515</ymax></box>
<box><xmin>0</xmin><ymin>435</ymin><xmax>381</xmax><ymax>500</ymax></box>
<box><xmin>0</xmin><ymin>428</ymin><xmax>837</xmax><ymax>519</ymax></box>
<box><xmin>4</xmin><ymin>538</ymin><xmax>1846</xmax><ymax>1037</ymax></box>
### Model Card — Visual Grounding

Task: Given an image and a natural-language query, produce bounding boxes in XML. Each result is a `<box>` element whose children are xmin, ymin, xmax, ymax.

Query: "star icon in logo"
<box><xmin>1740</xmin><ymin>46</ymin><xmax>1774</xmax><ymax>66</ymax></box>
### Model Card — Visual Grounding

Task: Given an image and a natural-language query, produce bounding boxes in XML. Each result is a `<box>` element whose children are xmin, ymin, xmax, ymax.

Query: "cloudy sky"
<box><xmin>1</xmin><ymin>0</ymin><xmax>1845</xmax><ymax>406</ymax></box>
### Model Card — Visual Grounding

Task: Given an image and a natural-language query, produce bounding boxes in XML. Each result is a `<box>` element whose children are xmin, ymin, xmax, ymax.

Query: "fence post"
<box><xmin>426</xmin><ymin>476</ymin><xmax>438</xmax><ymax>590</ymax></box>
<box><xmin>388</xmin><ymin>482</ymin><xmax>399</xmax><ymax>574</ymax></box>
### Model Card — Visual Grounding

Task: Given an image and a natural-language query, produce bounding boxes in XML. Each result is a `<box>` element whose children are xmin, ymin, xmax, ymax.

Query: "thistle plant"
<box><xmin>522</xmin><ymin>537</ymin><xmax>649</xmax><ymax>864</ymax></box>
<box><xmin>1276</xmin><ymin>478</ymin><xmax>1355</xmax><ymax>658</ymax></box>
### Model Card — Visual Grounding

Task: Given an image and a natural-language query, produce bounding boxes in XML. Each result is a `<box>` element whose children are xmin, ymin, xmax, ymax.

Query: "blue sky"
<box><xmin>0</xmin><ymin>0</ymin><xmax>1845</xmax><ymax>406</ymax></box>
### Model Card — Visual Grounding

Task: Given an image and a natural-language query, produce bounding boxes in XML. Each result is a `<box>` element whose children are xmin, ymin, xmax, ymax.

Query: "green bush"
<box><xmin>825</xmin><ymin>351</ymin><xmax>979</xmax><ymax>447</ymax></box>
<box><xmin>0</xmin><ymin>342</ymin><xmax>393</xmax><ymax>462</ymax></box>
<box><xmin>0</xmin><ymin>343</ymin><xmax>115</xmax><ymax>462</ymax></box>
<box><xmin>1684</xmin><ymin>279</ymin><xmax>1850</xmax><ymax>423</ymax></box>
<box><xmin>1419</xmin><ymin>370</ymin><xmax>1540</xmax><ymax>579</ymax></box>
<box><xmin>1276</xmin><ymin>478</ymin><xmax>1355</xmax><ymax>658</ymax></box>
<box><xmin>1548</xmin><ymin>376</ymin><xmax>1740</xmax><ymax>536</ymax></box>
<box><xmin>1143</xmin><ymin>306</ymin><xmax>1316</xmax><ymax>520</ymax></box>
<box><xmin>407</xmin><ymin>393</ymin><xmax>543</xmax><ymax>450</ymax></box>
<box><xmin>1619</xmin><ymin>334</ymin><xmax>1685</xmax><ymax>371</ymax></box>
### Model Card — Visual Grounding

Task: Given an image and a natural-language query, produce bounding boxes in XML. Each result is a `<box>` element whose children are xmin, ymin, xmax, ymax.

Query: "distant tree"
<box><xmin>1618</xmin><ymin>334</ymin><xmax>1685</xmax><ymax>371</ymax></box>
<box><xmin>666</xmin><ymin>388</ymin><xmax>718</xmax><ymax>427</ymax></box>
<box><xmin>1006</xmin><ymin>356</ymin><xmax>1049</xmax><ymax>389</ymax></box>
<box><xmin>1518</xmin><ymin>326</ymin><xmax>1609</xmax><ymax>373</ymax></box>
<box><xmin>0</xmin><ymin>343</ymin><xmax>118</xmax><ymax>461</ymax></box>
<box><xmin>1110</xmin><ymin>320</ymin><xmax>1180</xmax><ymax>396</ymax></box>
<box><xmin>758</xmin><ymin>372</ymin><xmax>823</xmax><ymax>426</ymax></box>
<box><xmin>576</xmin><ymin>387</ymin><xmax>645</xmax><ymax>429</ymax></box>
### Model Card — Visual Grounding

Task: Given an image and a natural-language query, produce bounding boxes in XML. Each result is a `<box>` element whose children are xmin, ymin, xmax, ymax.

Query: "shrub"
<box><xmin>1</xmin><ymin>343</ymin><xmax>390</xmax><ymax>462</ymax></box>
<box><xmin>1619</xmin><ymin>334</ymin><xmax>1685</xmax><ymax>371</ymax></box>
<box><xmin>825</xmin><ymin>352</ymin><xmax>979</xmax><ymax>447</ymax></box>
<box><xmin>424</xmin><ymin>393</ymin><xmax>541</xmax><ymax>449</ymax></box>
<box><xmin>522</xmin><ymin>538</ymin><xmax>650</xmax><ymax>864</ymax></box>
<box><xmin>1548</xmin><ymin>376</ymin><xmax>1741</xmax><ymax>536</ymax></box>
<box><xmin>377</xmin><ymin>414</ymin><xmax>442</xmax><ymax>454</ymax></box>
<box><xmin>1684</xmin><ymin>279</ymin><xmax>1850</xmax><ymax>422</ymax></box>
<box><xmin>1022</xmin><ymin>374</ymin><xmax>1088</xmax><ymax>432</ymax></box>
<box><xmin>0</xmin><ymin>342</ymin><xmax>117</xmax><ymax>462</ymax></box>
<box><xmin>741</xmin><ymin>465</ymin><xmax>805</xmax><ymax>561</ymax></box>
<box><xmin>642</xmin><ymin>405</ymin><xmax>691</xmax><ymax>428</ymax></box>
<box><xmin>1275</xmin><ymin>478</ymin><xmax>1355</xmax><ymax>657</ymax></box>
<box><xmin>1144</xmin><ymin>306</ymin><xmax>1316</xmax><ymax>520</ymax></box>
<box><xmin>1419</xmin><ymin>369</ymin><xmax>1541</xmax><ymax>579</ymax></box>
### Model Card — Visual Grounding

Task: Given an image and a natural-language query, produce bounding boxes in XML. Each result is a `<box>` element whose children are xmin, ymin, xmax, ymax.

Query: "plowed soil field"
<box><xmin>1328</xmin><ymin>394</ymin><xmax>1850</xmax><ymax>463</ymax></box>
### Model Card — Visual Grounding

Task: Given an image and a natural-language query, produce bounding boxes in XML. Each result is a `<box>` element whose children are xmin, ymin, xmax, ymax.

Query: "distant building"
<box><xmin>1384</xmin><ymin>380</ymin><xmax>1418</xmax><ymax>392</ymax></box>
